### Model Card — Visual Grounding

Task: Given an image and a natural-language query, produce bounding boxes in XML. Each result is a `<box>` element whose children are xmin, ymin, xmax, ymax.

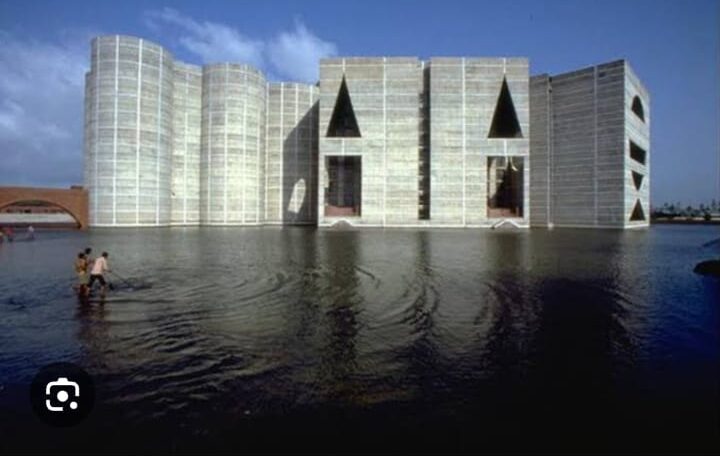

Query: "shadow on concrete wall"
<box><xmin>282</xmin><ymin>101</ymin><xmax>319</xmax><ymax>224</ymax></box>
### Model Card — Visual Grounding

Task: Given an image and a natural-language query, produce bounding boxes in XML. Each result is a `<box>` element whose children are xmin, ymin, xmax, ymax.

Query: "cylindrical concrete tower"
<box><xmin>83</xmin><ymin>71</ymin><xmax>94</xmax><ymax>197</ymax></box>
<box><xmin>200</xmin><ymin>64</ymin><xmax>266</xmax><ymax>225</ymax></box>
<box><xmin>265</xmin><ymin>82</ymin><xmax>319</xmax><ymax>225</ymax></box>
<box><xmin>171</xmin><ymin>62</ymin><xmax>202</xmax><ymax>225</ymax></box>
<box><xmin>84</xmin><ymin>35</ymin><xmax>174</xmax><ymax>226</ymax></box>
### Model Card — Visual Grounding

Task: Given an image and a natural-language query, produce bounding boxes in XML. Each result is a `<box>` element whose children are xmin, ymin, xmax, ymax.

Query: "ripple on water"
<box><xmin>0</xmin><ymin>226</ymin><xmax>718</xmax><ymax>450</ymax></box>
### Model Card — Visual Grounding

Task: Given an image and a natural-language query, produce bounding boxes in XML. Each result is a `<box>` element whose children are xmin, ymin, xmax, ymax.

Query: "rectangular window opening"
<box><xmin>324</xmin><ymin>156</ymin><xmax>361</xmax><ymax>217</ymax></box>
<box><xmin>629</xmin><ymin>140</ymin><xmax>647</xmax><ymax>165</ymax></box>
<box><xmin>487</xmin><ymin>156</ymin><xmax>524</xmax><ymax>218</ymax></box>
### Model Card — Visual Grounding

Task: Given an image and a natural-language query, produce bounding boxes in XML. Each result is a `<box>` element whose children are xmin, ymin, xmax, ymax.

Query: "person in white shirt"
<box><xmin>88</xmin><ymin>251</ymin><xmax>110</xmax><ymax>292</ymax></box>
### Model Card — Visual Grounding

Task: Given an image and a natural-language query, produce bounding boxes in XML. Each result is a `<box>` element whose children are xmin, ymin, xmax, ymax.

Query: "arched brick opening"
<box><xmin>0</xmin><ymin>187</ymin><xmax>88</xmax><ymax>229</ymax></box>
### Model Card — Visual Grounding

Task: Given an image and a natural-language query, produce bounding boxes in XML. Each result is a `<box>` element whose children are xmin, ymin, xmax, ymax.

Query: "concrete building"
<box><xmin>529</xmin><ymin>60</ymin><xmax>650</xmax><ymax>228</ymax></box>
<box><xmin>318</xmin><ymin>57</ymin><xmax>423</xmax><ymax>227</ymax></box>
<box><xmin>85</xmin><ymin>36</ymin><xmax>174</xmax><ymax>226</ymax></box>
<box><xmin>171</xmin><ymin>62</ymin><xmax>202</xmax><ymax>225</ymax></box>
<box><xmin>429</xmin><ymin>58</ymin><xmax>530</xmax><ymax>228</ymax></box>
<box><xmin>84</xmin><ymin>34</ymin><xmax>650</xmax><ymax>229</ymax></box>
<box><xmin>200</xmin><ymin>64</ymin><xmax>266</xmax><ymax>225</ymax></box>
<box><xmin>265</xmin><ymin>83</ymin><xmax>319</xmax><ymax>225</ymax></box>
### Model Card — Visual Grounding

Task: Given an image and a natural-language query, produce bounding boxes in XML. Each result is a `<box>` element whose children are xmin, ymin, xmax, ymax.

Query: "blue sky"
<box><xmin>0</xmin><ymin>0</ymin><xmax>717</xmax><ymax>205</ymax></box>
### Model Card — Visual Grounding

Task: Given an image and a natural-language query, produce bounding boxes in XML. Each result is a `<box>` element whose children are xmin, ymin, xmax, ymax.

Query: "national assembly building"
<box><xmin>84</xmin><ymin>35</ymin><xmax>650</xmax><ymax>229</ymax></box>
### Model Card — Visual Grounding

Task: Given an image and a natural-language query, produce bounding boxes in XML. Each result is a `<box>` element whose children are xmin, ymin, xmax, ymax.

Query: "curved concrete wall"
<box><xmin>85</xmin><ymin>35</ymin><xmax>174</xmax><ymax>226</ymax></box>
<box><xmin>265</xmin><ymin>82</ymin><xmax>319</xmax><ymax>224</ymax></box>
<box><xmin>200</xmin><ymin>64</ymin><xmax>266</xmax><ymax>225</ymax></box>
<box><xmin>171</xmin><ymin>62</ymin><xmax>202</xmax><ymax>225</ymax></box>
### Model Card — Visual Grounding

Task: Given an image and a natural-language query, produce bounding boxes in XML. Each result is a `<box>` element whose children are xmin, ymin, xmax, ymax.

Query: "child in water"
<box><xmin>74</xmin><ymin>252</ymin><xmax>89</xmax><ymax>296</ymax></box>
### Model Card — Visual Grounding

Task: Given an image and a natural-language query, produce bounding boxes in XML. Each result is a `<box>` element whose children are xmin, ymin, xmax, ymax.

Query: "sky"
<box><xmin>0</xmin><ymin>0</ymin><xmax>717</xmax><ymax>206</ymax></box>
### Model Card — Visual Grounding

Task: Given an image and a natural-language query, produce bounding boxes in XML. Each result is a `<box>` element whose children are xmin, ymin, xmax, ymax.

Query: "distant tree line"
<box><xmin>652</xmin><ymin>199</ymin><xmax>719</xmax><ymax>221</ymax></box>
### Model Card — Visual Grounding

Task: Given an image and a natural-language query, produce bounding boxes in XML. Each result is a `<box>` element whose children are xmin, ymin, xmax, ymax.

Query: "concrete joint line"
<box><xmin>183</xmin><ymin>71</ymin><xmax>189</xmax><ymax>224</ymax></box>
<box><xmin>156</xmin><ymin>47</ymin><xmax>164</xmax><ymax>225</ymax></box>
<box><xmin>547</xmin><ymin>80</ymin><xmax>553</xmax><ymax>225</ymax></box>
<box><xmin>264</xmin><ymin>82</ymin><xmax>269</xmax><ymax>221</ymax></box>
<box><xmin>93</xmin><ymin>42</ymin><xmax>100</xmax><ymax>225</ymax></box>
<box><xmin>295</xmin><ymin>84</ymin><xmax>299</xmax><ymax>219</ymax></box>
<box><xmin>256</xmin><ymin>79</ymin><xmax>262</xmax><ymax>223</ymax></box>
<box><xmin>112</xmin><ymin>36</ymin><xmax>119</xmax><ymax>225</ymax></box>
<box><xmin>593</xmin><ymin>66</ymin><xmax>598</xmax><ymax>226</ymax></box>
<box><xmin>461</xmin><ymin>58</ymin><xmax>466</xmax><ymax>227</ymax></box>
<box><xmin>342</xmin><ymin>59</ymin><xmax>346</xmax><ymax>157</ymax></box>
<box><xmin>207</xmin><ymin>70</ymin><xmax>213</xmax><ymax>223</ymax></box>
<box><xmin>242</xmin><ymin>70</ymin><xmax>248</xmax><ymax>224</ymax></box>
<box><xmin>309</xmin><ymin>88</ymin><xmax>313</xmax><ymax>221</ymax></box>
<box><xmin>279</xmin><ymin>83</ymin><xmax>284</xmax><ymax>221</ymax></box>
<box><xmin>223</xmin><ymin>65</ymin><xmax>229</xmax><ymax>224</ymax></box>
<box><xmin>383</xmin><ymin>57</ymin><xmax>387</xmax><ymax>227</ymax></box>
<box><xmin>136</xmin><ymin>39</ymin><xmax>143</xmax><ymax>224</ymax></box>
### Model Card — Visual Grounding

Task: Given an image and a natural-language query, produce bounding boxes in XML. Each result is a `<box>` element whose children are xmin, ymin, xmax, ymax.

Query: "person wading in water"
<box><xmin>88</xmin><ymin>251</ymin><xmax>111</xmax><ymax>293</ymax></box>
<box><xmin>84</xmin><ymin>247</ymin><xmax>94</xmax><ymax>270</ymax></box>
<box><xmin>74</xmin><ymin>252</ymin><xmax>89</xmax><ymax>296</ymax></box>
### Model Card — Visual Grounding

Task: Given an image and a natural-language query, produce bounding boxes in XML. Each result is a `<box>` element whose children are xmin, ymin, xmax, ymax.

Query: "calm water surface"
<box><xmin>1</xmin><ymin>226</ymin><xmax>718</xmax><ymax>453</ymax></box>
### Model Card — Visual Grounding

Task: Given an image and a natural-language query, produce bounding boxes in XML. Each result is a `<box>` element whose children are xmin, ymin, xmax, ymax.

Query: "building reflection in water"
<box><xmin>394</xmin><ymin>230</ymin><xmax>443</xmax><ymax>404</ymax></box>
<box><xmin>313</xmin><ymin>231</ymin><xmax>361</xmax><ymax>402</ymax></box>
<box><xmin>518</xmin><ymin>229</ymin><xmax>640</xmax><ymax>437</ymax></box>
<box><xmin>24</xmin><ymin>226</ymin><xmax>716</xmax><ymax>450</ymax></box>
<box><xmin>75</xmin><ymin>294</ymin><xmax>111</xmax><ymax>373</ymax></box>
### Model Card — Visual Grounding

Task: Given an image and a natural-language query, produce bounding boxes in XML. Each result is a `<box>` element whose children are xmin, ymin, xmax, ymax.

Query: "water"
<box><xmin>1</xmin><ymin>226</ymin><xmax>718</xmax><ymax>453</ymax></box>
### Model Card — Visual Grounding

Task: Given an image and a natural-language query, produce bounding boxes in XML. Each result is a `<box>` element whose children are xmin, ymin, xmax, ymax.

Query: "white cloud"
<box><xmin>145</xmin><ymin>9</ymin><xmax>337</xmax><ymax>83</ymax></box>
<box><xmin>0</xmin><ymin>12</ymin><xmax>337</xmax><ymax>188</ymax></box>
<box><xmin>268</xmin><ymin>19</ymin><xmax>337</xmax><ymax>82</ymax></box>
<box><xmin>0</xmin><ymin>31</ymin><xmax>90</xmax><ymax>187</ymax></box>
<box><xmin>144</xmin><ymin>7</ymin><xmax>265</xmax><ymax>68</ymax></box>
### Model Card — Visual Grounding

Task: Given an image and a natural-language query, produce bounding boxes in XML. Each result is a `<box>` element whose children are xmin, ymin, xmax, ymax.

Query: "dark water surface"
<box><xmin>1</xmin><ymin>226</ymin><xmax>718</xmax><ymax>453</ymax></box>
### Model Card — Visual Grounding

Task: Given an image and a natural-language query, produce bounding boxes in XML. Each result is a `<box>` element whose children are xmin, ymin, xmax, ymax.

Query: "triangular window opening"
<box><xmin>488</xmin><ymin>77</ymin><xmax>523</xmax><ymax>138</ymax></box>
<box><xmin>631</xmin><ymin>171</ymin><xmax>644</xmax><ymax>191</ymax></box>
<box><xmin>630</xmin><ymin>200</ymin><xmax>645</xmax><ymax>221</ymax></box>
<box><xmin>326</xmin><ymin>77</ymin><xmax>361</xmax><ymax>138</ymax></box>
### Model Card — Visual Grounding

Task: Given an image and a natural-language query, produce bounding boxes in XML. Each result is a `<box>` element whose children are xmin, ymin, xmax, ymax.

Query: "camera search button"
<box><xmin>30</xmin><ymin>362</ymin><xmax>95</xmax><ymax>427</ymax></box>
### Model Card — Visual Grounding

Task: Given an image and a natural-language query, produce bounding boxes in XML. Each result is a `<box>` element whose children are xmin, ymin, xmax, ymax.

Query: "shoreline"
<box><xmin>651</xmin><ymin>219</ymin><xmax>720</xmax><ymax>225</ymax></box>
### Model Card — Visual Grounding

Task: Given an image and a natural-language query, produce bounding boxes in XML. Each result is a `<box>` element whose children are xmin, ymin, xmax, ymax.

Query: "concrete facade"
<box><xmin>171</xmin><ymin>62</ymin><xmax>202</xmax><ymax>225</ymax></box>
<box><xmin>623</xmin><ymin>63</ymin><xmax>651</xmax><ymax>228</ymax></box>
<box><xmin>200</xmin><ymin>64</ymin><xmax>266</xmax><ymax>225</ymax></box>
<box><xmin>429</xmin><ymin>58</ymin><xmax>530</xmax><ymax>227</ymax></box>
<box><xmin>318</xmin><ymin>58</ymin><xmax>422</xmax><ymax>227</ymax></box>
<box><xmin>265</xmin><ymin>83</ymin><xmax>319</xmax><ymax>225</ymax></box>
<box><xmin>529</xmin><ymin>60</ymin><xmax>650</xmax><ymax>228</ymax></box>
<box><xmin>84</xmin><ymin>34</ymin><xmax>650</xmax><ymax>230</ymax></box>
<box><xmin>85</xmin><ymin>36</ymin><xmax>174</xmax><ymax>226</ymax></box>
